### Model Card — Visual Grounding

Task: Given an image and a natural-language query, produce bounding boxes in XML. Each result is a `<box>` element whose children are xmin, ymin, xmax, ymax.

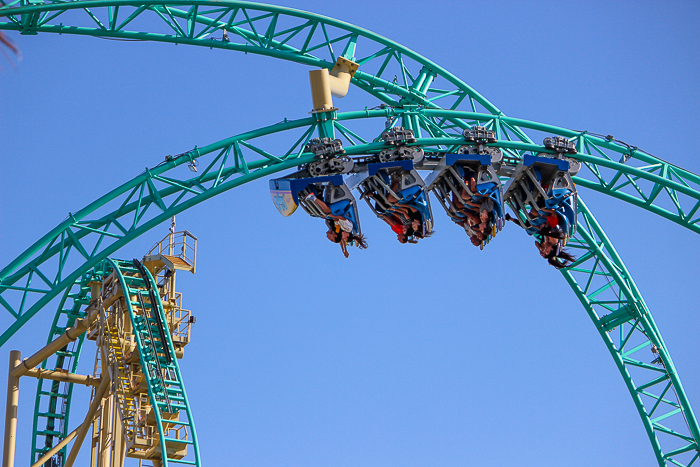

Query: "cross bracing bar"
<box><xmin>0</xmin><ymin>114</ymin><xmax>697</xmax><ymax>467</ymax></box>
<box><xmin>0</xmin><ymin>114</ymin><xmax>320</xmax><ymax>348</ymax></box>
<box><xmin>2</xmin><ymin>2</ymin><xmax>697</xmax><ymax>464</ymax></box>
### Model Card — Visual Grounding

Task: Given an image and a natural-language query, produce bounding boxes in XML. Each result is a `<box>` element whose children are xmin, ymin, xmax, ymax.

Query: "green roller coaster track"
<box><xmin>107</xmin><ymin>258</ymin><xmax>200</xmax><ymax>466</ymax></box>
<box><xmin>1</xmin><ymin>2</ymin><xmax>699</xmax><ymax>466</ymax></box>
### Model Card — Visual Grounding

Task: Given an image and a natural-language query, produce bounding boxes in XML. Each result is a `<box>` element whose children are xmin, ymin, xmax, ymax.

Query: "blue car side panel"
<box><xmin>269</xmin><ymin>175</ymin><xmax>344</xmax><ymax>206</ymax></box>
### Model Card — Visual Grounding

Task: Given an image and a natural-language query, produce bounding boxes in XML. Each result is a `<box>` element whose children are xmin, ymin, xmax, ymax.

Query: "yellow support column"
<box><xmin>2</xmin><ymin>351</ymin><xmax>21</xmax><ymax>467</ymax></box>
<box><xmin>64</xmin><ymin>371</ymin><xmax>111</xmax><ymax>467</ymax></box>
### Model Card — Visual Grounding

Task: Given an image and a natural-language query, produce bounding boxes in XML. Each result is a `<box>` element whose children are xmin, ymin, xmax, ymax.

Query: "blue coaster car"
<box><xmin>503</xmin><ymin>154</ymin><xmax>578</xmax><ymax>240</ymax></box>
<box><xmin>346</xmin><ymin>159</ymin><xmax>434</xmax><ymax>238</ymax></box>
<box><xmin>424</xmin><ymin>153</ymin><xmax>505</xmax><ymax>246</ymax></box>
<box><xmin>269</xmin><ymin>174</ymin><xmax>362</xmax><ymax>236</ymax></box>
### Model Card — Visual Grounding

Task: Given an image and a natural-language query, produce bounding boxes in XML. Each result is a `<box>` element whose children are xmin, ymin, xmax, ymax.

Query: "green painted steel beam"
<box><xmin>4</xmin><ymin>109</ymin><xmax>700</xmax><ymax>346</ymax></box>
<box><xmin>0</xmin><ymin>108</ymin><xmax>695</xmax><ymax>465</ymax></box>
<box><xmin>1</xmin><ymin>3</ymin><xmax>699</xmax><ymax>464</ymax></box>
<box><xmin>563</xmin><ymin>200</ymin><xmax>700</xmax><ymax>465</ymax></box>
<box><xmin>30</xmin><ymin>274</ymin><xmax>93</xmax><ymax>466</ymax></box>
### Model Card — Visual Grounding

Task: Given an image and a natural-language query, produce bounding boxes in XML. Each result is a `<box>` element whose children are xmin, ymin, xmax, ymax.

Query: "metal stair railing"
<box><xmin>98</xmin><ymin>303</ymin><xmax>137</xmax><ymax>441</ymax></box>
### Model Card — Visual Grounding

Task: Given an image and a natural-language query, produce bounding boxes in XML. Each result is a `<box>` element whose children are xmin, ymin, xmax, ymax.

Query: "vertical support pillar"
<box><xmin>90</xmin><ymin>281</ymin><xmax>102</xmax><ymax>303</ymax></box>
<box><xmin>64</xmin><ymin>371</ymin><xmax>110</xmax><ymax>467</ymax></box>
<box><xmin>309</xmin><ymin>69</ymin><xmax>334</xmax><ymax>112</ymax></box>
<box><xmin>98</xmin><ymin>393</ymin><xmax>112</xmax><ymax>467</ymax></box>
<box><xmin>400</xmin><ymin>105</ymin><xmax>421</xmax><ymax>138</ymax></box>
<box><xmin>2</xmin><ymin>351</ymin><xmax>21</xmax><ymax>467</ymax></box>
<box><xmin>91</xmin><ymin>414</ymin><xmax>99</xmax><ymax>467</ymax></box>
<box><xmin>312</xmin><ymin>110</ymin><xmax>337</xmax><ymax>140</ymax></box>
<box><xmin>410</xmin><ymin>66</ymin><xmax>436</xmax><ymax>96</ymax></box>
<box><xmin>170</xmin><ymin>261</ymin><xmax>178</xmax><ymax>309</ymax></box>
<box><xmin>112</xmin><ymin>395</ymin><xmax>126</xmax><ymax>467</ymax></box>
<box><xmin>168</xmin><ymin>216</ymin><xmax>176</xmax><ymax>256</ymax></box>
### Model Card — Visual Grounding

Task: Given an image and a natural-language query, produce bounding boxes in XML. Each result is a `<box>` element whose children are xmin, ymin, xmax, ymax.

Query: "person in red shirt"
<box><xmin>364</xmin><ymin>190</ymin><xmax>420</xmax><ymax>243</ymax></box>
<box><xmin>378</xmin><ymin>213</ymin><xmax>411</xmax><ymax>243</ymax></box>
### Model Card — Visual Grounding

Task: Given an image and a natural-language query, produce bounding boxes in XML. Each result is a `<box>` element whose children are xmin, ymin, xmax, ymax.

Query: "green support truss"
<box><xmin>1</xmin><ymin>2</ymin><xmax>699</xmax><ymax>466</ymax></box>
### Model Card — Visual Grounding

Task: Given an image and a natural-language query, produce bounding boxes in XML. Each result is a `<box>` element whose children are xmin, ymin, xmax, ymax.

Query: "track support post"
<box><xmin>399</xmin><ymin>104</ymin><xmax>421</xmax><ymax>138</ymax></box>
<box><xmin>64</xmin><ymin>371</ymin><xmax>110</xmax><ymax>467</ymax></box>
<box><xmin>312</xmin><ymin>110</ymin><xmax>337</xmax><ymax>140</ymax></box>
<box><xmin>2</xmin><ymin>350</ymin><xmax>21</xmax><ymax>467</ymax></box>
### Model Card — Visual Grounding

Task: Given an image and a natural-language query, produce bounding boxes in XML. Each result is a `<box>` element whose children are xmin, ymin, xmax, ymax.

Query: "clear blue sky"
<box><xmin>1</xmin><ymin>1</ymin><xmax>700</xmax><ymax>466</ymax></box>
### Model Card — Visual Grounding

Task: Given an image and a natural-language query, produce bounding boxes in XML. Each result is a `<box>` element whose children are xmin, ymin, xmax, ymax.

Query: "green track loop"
<box><xmin>2</xmin><ymin>108</ymin><xmax>699</xmax><ymax>467</ymax></box>
<box><xmin>1</xmin><ymin>2</ymin><xmax>699</xmax><ymax>465</ymax></box>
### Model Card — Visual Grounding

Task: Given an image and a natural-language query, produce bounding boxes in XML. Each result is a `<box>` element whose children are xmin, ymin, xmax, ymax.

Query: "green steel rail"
<box><xmin>566</xmin><ymin>199</ymin><xmax>700</xmax><ymax>466</ymax></box>
<box><xmin>0</xmin><ymin>2</ymin><xmax>699</xmax><ymax>465</ymax></box>
<box><xmin>0</xmin><ymin>108</ymin><xmax>697</xmax><ymax>466</ymax></box>
<box><xmin>3</xmin><ymin>108</ymin><xmax>700</xmax><ymax>348</ymax></box>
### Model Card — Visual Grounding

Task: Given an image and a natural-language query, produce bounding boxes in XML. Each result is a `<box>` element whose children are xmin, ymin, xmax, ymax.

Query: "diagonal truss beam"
<box><xmin>2</xmin><ymin>108</ymin><xmax>700</xmax><ymax>345</ymax></box>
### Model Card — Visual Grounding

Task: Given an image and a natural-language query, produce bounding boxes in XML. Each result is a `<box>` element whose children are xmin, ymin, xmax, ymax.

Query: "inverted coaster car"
<box><xmin>424</xmin><ymin>127</ymin><xmax>506</xmax><ymax>248</ymax></box>
<box><xmin>269</xmin><ymin>173</ymin><xmax>362</xmax><ymax>236</ymax></box>
<box><xmin>346</xmin><ymin>159</ymin><xmax>433</xmax><ymax>238</ymax></box>
<box><xmin>503</xmin><ymin>137</ymin><xmax>579</xmax><ymax>239</ymax></box>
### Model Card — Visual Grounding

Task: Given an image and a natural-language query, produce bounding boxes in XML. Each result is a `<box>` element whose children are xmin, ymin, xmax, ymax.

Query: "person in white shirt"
<box><xmin>306</xmin><ymin>192</ymin><xmax>368</xmax><ymax>258</ymax></box>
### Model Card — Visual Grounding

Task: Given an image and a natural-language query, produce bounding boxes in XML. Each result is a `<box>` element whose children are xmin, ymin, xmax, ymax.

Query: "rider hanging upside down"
<box><xmin>305</xmin><ymin>191</ymin><xmax>368</xmax><ymax>258</ymax></box>
<box><xmin>388</xmin><ymin>175</ymin><xmax>432</xmax><ymax>240</ymax></box>
<box><xmin>365</xmin><ymin>174</ymin><xmax>430</xmax><ymax>243</ymax></box>
<box><xmin>365</xmin><ymin>191</ymin><xmax>423</xmax><ymax>243</ymax></box>
<box><xmin>375</xmin><ymin>210</ymin><xmax>417</xmax><ymax>244</ymax></box>
<box><xmin>506</xmin><ymin>208</ymin><xmax>575</xmax><ymax>269</ymax></box>
<box><xmin>451</xmin><ymin>169</ymin><xmax>497</xmax><ymax>247</ymax></box>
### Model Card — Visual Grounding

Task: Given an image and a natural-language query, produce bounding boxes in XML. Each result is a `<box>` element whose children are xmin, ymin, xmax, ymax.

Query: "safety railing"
<box><xmin>147</xmin><ymin>230</ymin><xmax>198</xmax><ymax>272</ymax></box>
